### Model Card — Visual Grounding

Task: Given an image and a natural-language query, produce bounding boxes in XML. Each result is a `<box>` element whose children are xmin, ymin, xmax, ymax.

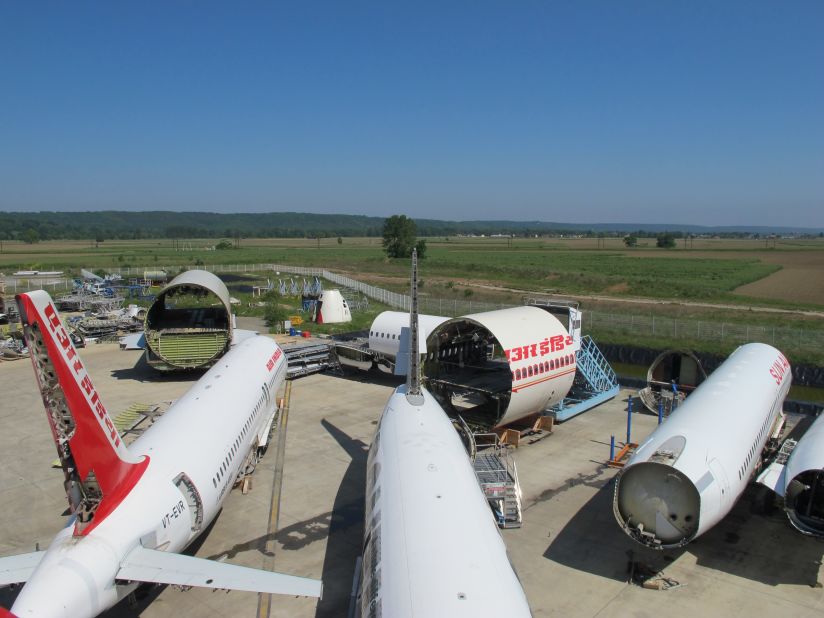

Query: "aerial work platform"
<box><xmin>463</xmin><ymin>425</ymin><xmax>523</xmax><ymax>529</ymax></box>
<box><xmin>547</xmin><ymin>335</ymin><xmax>620</xmax><ymax>421</ymax></box>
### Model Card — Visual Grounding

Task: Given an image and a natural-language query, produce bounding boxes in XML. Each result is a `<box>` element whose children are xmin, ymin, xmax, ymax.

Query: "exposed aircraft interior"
<box><xmin>423</xmin><ymin>318</ymin><xmax>512</xmax><ymax>428</ymax></box>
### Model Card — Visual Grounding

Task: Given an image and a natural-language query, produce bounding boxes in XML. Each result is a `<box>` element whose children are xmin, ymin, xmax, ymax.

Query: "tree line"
<box><xmin>0</xmin><ymin>210</ymin><xmax>818</xmax><ymax>243</ymax></box>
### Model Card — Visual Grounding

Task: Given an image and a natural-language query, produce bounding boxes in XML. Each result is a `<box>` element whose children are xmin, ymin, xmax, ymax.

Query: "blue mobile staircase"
<box><xmin>547</xmin><ymin>335</ymin><xmax>620</xmax><ymax>421</ymax></box>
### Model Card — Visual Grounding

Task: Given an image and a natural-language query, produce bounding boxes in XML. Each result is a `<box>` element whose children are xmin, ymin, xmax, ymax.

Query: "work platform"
<box><xmin>547</xmin><ymin>335</ymin><xmax>620</xmax><ymax>421</ymax></box>
<box><xmin>283</xmin><ymin>341</ymin><xmax>340</xmax><ymax>378</ymax></box>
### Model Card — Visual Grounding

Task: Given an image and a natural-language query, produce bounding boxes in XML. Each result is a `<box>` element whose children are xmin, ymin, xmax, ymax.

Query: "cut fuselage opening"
<box><xmin>786</xmin><ymin>469</ymin><xmax>824</xmax><ymax>535</ymax></box>
<box><xmin>423</xmin><ymin>319</ymin><xmax>512</xmax><ymax>428</ymax></box>
<box><xmin>614</xmin><ymin>462</ymin><xmax>701</xmax><ymax>549</ymax></box>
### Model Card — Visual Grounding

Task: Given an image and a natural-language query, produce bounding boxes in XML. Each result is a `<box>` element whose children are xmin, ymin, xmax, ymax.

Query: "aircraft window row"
<box><xmin>212</xmin><ymin>384</ymin><xmax>268</xmax><ymax>489</ymax></box>
<box><xmin>512</xmin><ymin>354</ymin><xmax>574</xmax><ymax>382</ymax></box>
<box><xmin>738</xmin><ymin>412</ymin><xmax>774</xmax><ymax>481</ymax></box>
<box><xmin>370</xmin><ymin>331</ymin><xmax>397</xmax><ymax>340</ymax></box>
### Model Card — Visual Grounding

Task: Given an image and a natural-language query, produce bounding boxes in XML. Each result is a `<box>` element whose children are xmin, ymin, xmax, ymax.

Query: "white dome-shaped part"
<box><xmin>317</xmin><ymin>290</ymin><xmax>352</xmax><ymax>324</ymax></box>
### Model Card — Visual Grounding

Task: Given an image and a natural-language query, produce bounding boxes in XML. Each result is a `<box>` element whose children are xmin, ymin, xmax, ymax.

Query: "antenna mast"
<box><xmin>406</xmin><ymin>248</ymin><xmax>424</xmax><ymax>405</ymax></box>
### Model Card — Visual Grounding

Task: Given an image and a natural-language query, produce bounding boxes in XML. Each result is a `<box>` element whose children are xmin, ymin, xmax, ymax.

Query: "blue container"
<box><xmin>289</xmin><ymin>327</ymin><xmax>296</xmax><ymax>336</ymax></box>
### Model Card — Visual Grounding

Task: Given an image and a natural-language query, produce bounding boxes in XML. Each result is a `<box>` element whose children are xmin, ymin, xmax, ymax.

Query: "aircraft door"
<box><xmin>568</xmin><ymin>308</ymin><xmax>582</xmax><ymax>349</ymax></box>
<box><xmin>174</xmin><ymin>472</ymin><xmax>204</xmax><ymax>533</ymax></box>
<box><xmin>708</xmin><ymin>459</ymin><xmax>730</xmax><ymax>506</ymax></box>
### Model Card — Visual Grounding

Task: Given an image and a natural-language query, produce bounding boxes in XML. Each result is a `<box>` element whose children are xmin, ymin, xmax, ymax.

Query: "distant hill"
<box><xmin>0</xmin><ymin>210</ymin><xmax>821</xmax><ymax>240</ymax></box>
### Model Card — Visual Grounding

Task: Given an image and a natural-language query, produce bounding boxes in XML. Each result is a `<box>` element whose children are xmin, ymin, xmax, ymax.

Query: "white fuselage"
<box><xmin>12</xmin><ymin>336</ymin><xmax>287</xmax><ymax>617</ymax></box>
<box><xmin>368</xmin><ymin>311</ymin><xmax>449</xmax><ymax>360</ymax></box>
<box><xmin>360</xmin><ymin>385</ymin><xmax>531</xmax><ymax>617</ymax></box>
<box><xmin>779</xmin><ymin>413</ymin><xmax>824</xmax><ymax>535</ymax></box>
<box><xmin>614</xmin><ymin>343</ymin><xmax>792</xmax><ymax>549</ymax></box>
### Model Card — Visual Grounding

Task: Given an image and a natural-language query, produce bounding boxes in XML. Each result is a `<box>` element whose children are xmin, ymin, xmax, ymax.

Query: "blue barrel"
<box><xmin>289</xmin><ymin>327</ymin><xmax>296</xmax><ymax>336</ymax></box>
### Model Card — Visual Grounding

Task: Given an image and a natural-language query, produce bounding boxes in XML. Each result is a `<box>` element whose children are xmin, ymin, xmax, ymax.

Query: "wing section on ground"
<box><xmin>116</xmin><ymin>546</ymin><xmax>322</xmax><ymax>597</ymax></box>
<box><xmin>757</xmin><ymin>461</ymin><xmax>787</xmax><ymax>496</ymax></box>
<box><xmin>0</xmin><ymin>552</ymin><xmax>45</xmax><ymax>586</ymax></box>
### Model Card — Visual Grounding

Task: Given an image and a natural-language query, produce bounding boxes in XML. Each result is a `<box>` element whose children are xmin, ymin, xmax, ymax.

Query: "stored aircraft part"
<box><xmin>283</xmin><ymin>342</ymin><xmax>340</xmax><ymax>378</ymax></box>
<box><xmin>759</xmin><ymin>413</ymin><xmax>824</xmax><ymax>536</ymax></box>
<box><xmin>638</xmin><ymin>350</ymin><xmax>707</xmax><ymax>414</ymax></box>
<box><xmin>144</xmin><ymin>270</ymin><xmax>233</xmax><ymax>371</ymax></box>
<box><xmin>315</xmin><ymin>289</ymin><xmax>352</xmax><ymax>324</ymax></box>
<box><xmin>423</xmin><ymin>306</ymin><xmax>578</xmax><ymax>428</ymax></box>
<box><xmin>368</xmin><ymin>310</ymin><xmax>449</xmax><ymax>365</ymax></box>
<box><xmin>334</xmin><ymin>342</ymin><xmax>374</xmax><ymax>371</ymax></box>
<box><xmin>614</xmin><ymin>343</ymin><xmax>792</xmax><ymax>549</ymax></box>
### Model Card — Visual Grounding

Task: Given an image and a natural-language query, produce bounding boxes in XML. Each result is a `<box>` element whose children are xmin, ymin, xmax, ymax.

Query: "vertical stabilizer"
<box><xmin>16</xmin><ymin>291</ymin><xmax>148</xmax><ymax>534</ymax></box>
<box><xmin>406</xmin><ymin>249</ymin><xmax>424</xmax><ymax>405</ymax></box>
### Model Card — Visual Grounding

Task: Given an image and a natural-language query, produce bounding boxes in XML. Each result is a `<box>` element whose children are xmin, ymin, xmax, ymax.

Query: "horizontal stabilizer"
<box><xmin>0</xmin><ymin>551</ymin><xmax>45</xmax><ymax>586</ymax></box>
<box><xmin>757</xmin><ymin>461</ymin><xmax>787</xmax><ymax>496</ymax></box>
<box><xmin>117</xmin><ymin>546</ymin><xmax>322</xmax><ymax>598</ymax></box>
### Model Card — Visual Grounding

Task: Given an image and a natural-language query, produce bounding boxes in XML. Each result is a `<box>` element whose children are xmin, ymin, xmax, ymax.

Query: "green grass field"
<box><xmin>3</xmin><ymin>236</ymin><xmax>824</xmax><ymax>367</ymax></box>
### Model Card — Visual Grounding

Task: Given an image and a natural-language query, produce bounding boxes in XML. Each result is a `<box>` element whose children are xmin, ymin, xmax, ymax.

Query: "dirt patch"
<box><xmin>604</xmin><ymin>282</ymin><xmax>629</xmax><ymax>293</ymax></box>
<box><xmin>731</xmin><ymin>251</ymin><xmax>824</xmax><ymax>305</ymax></box>
<box><xmin>735</xmin><ymin>267</ymin><xmax>824</xmax><ymax>305</ymax></box>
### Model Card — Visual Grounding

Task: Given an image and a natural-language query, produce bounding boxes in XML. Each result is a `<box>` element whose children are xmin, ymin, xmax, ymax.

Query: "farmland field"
<box><xmin>2</xmin><ymin>236</ymin><xmax>824</xmax><ymax>309</ymax></box>
<box><xmin>3</xmin><ymin>236</ymin><xmax>824</xmax><ymax>364</ymax></box>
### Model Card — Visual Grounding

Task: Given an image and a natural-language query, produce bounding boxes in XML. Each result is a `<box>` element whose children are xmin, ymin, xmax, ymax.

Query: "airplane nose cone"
<box><xmin>614</xmin><ymin>462</ymin><xmax>700</xmax><ymax>548</ymax></box>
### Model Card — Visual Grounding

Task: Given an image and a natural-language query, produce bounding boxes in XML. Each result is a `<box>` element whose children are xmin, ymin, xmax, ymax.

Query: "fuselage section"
<box><xmin>614</xmin><ymin>343</ymin><xmax>791</xmax><ymax>549</ymax></box>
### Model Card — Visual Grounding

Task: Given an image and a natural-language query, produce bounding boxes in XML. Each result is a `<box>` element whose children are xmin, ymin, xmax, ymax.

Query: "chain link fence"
<box><xmin>584</xmin><ymin>311</ymin><xmax>824</xmax><ymax>352</ymax></box>
<box><xmin>3</xmin><ymin>262</ymin><xmax>822</xmax><ymax>355</ymax></box>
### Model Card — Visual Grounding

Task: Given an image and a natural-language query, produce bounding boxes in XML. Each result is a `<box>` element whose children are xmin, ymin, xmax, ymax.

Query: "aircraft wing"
<box><xmin>0</xmin><ymin>551</ymin><xmax>45</xmax><ymax>586</ymax></box>
<box><xmin>116</xmin><ymin>546</ymin><xmax>322</xmax><ymax>597</ymax></box>
<box><xmin>756</xmin><ymin>461</ymin><xmax>787</xmax><ymax>496</ymax></box>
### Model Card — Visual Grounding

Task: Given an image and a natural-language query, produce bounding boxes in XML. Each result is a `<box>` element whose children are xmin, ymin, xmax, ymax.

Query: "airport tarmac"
<box><xmin>2</xmin><ymin>343</ymin><xmax>824</xmax><ymax>617</ymax></box>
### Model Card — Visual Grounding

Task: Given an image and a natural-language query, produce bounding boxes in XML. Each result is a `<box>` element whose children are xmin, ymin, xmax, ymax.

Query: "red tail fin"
<box><xmin>16</xmin><ymin>291</ymin><xmax>148</xmax><ymax>534</ymax></box>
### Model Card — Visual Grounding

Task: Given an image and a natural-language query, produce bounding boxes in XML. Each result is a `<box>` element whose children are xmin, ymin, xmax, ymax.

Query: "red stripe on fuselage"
<box><xmin>511</xmin><ymin>367</ymin><xmax>576</xmax><ymax>393</ymax></box>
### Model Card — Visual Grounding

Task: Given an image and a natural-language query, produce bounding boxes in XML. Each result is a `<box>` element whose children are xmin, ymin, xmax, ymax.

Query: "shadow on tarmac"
<box><xmin>110</xmin><ymin>352</ymin><xmax>203</xmax><ymax>384</ymax></box>
<box><xmin>314</xmin><ymin>419</ymin><xmax>369</xmax><ymax>618</ymax></box>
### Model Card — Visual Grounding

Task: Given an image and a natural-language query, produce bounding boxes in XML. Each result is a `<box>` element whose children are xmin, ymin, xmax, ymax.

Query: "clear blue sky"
<box><xmin>1</xmin><ymin>2</ymin><xmax>822</xmax><ymax>226</ymax></box>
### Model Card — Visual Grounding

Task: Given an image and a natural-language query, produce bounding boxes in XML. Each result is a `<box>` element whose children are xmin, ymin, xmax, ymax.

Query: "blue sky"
<box><xmin>1</xmin><ymin>2</ymin><xmax>822</xmax><ymax>226</ymax></box>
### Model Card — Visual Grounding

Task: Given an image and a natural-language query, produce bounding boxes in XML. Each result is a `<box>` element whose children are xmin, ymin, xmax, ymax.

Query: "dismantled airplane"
<box><xmin>613</xmin><ymin>342</ymin><xmax>792</xmax><ymax>549</ymax></box>
<box><xmin>0</xmin><ymin>291</ymin><xmax>321</xmax><ymax>617</ymax></box>
<box><xmin>357</xmin><ymin>251</ymin><xmax>531</xmax><ymax>616</ymax></box>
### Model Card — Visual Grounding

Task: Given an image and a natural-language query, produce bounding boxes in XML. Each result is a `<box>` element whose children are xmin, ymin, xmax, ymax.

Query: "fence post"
<box><xmin>626</xmin><ymin>397</ymin><xmax>633</xmax><ymax>444</ymax></box>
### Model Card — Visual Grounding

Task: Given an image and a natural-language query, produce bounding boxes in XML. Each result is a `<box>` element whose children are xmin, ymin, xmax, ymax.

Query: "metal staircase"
<box><xmin>471</xmin><ymin>434</ymin><xmax>523</xmax><ymax>529</ymax></box>
<box><xmin>548</xmin><ymin>335</ymin><xmax>620</xmax><ymax>421</ymax></box>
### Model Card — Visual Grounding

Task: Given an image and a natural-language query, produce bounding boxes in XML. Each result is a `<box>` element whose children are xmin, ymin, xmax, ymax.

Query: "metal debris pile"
<box><xmin>626</xmin><ymin>552</ymin><xmax>686</xmax><ymax>591</ymax></box>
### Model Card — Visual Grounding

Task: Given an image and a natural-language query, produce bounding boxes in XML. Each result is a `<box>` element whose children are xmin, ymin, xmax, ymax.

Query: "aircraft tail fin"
<box><xmin>16</xmin><ymin>291</ymin><xmax>148</xmax><ymax>534</ymax></box>
<box><xmin>405</xmin><ymin>249</ymin><xmax>424</xmax><ymax>405</ymax></box>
